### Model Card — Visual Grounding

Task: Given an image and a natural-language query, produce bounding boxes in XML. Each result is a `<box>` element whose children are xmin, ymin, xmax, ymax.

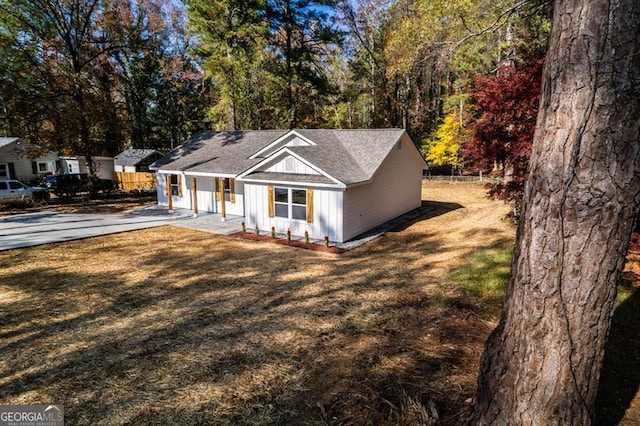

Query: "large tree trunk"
<box><xmin>472</xmin><ymin>0</ymin><xmax>640</xmax><ymax>424</ymax></box>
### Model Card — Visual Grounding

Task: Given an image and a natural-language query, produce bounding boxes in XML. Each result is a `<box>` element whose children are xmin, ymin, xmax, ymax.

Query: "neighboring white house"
<box><xmin>0</xmin><ymin>137</ymin><xmax>59</xmax><ymax>181</ymax></box>
<box><xmin>150</xmin><ymin>129</ymin><xmax>427</xmax><ymax>243</ymax></box>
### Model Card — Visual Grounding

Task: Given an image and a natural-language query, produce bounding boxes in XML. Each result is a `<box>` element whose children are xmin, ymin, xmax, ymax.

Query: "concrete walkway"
<box><xmin>0</xmin><ymin>204</ymin><xmax>431</xmax><ymax>252</ymax></box>
<box><xmin>0</xmin><ymin>209</ymin><xmax>182</xmax><ymax>251</ymax></box>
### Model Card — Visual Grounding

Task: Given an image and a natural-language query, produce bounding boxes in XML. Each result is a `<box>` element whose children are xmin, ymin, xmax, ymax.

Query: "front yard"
<box><xmin>0</xmin><ymin>181</ymin><xmax>637</xmax><ymax>424</ymax></box>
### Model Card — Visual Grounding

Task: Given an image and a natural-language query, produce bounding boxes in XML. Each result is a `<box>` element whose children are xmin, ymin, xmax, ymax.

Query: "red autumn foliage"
<box><xmin>464</xmin><ymin>50</ymin><xmax>546</xmax><ymax>208</ymax></box>
<box><xmin>630</xmin><ymin>233</ymin><xmax>640</xmax><ymax>253</ymax></box>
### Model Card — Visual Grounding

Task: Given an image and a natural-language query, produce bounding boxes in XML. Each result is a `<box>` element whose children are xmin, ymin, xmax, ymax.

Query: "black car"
<box><xmin>46</xmin><ymin>173</ymin><xmax>115</xmax><ymax>196</ymax></box>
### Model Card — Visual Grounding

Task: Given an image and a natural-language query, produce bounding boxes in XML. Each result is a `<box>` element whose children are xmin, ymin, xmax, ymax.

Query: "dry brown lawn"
<box><xmin>1</xmin><ymin>181</ymin><xmax>637</xmax><ymax>425</ymax></box>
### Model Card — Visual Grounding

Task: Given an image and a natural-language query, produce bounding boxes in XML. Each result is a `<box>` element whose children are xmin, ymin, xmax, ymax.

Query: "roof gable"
<box><xmin>249</xmin><ymin>130</ymin><xmax>316</xmax><ymax>159</ymax></box>
<box><xmin>0</xmin><ymin>137</ymin><xmax>20</xmax><ymax>150</ymax></box>
<box><xmin>151</xmin><ymin>129</ymin><xmax>422</xmax><ymax>185</ymax></box>
<box><xmin>114</xmin><ymin>149</ymin><xmax>162</xmax><ymax>167</ymax></box>
<box><xmin>237</xmin><ymin>147</ymin><xmax>344</xmax><ymax>187</ymax></box>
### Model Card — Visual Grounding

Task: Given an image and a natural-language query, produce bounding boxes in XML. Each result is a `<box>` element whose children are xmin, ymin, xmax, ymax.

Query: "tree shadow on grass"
<box><xmin>594</xmin><ymin>278</ymin><xmax>640</xmax><ymax>425</ymax></box>
<box><xmin>0</xmin><ymin>189</ymin><xmax>508</xmax><ymax>425</ymax></box>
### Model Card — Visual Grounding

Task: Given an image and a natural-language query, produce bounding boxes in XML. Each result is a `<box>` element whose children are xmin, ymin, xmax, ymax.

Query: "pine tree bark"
<box><xmin>472</xmin><ymin>0</ymin><xmax>640</xmax><ymax>424</ymax></box>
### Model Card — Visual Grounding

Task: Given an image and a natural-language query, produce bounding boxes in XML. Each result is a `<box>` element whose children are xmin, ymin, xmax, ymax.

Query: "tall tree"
<box><xmin>1</xmin><ymin>0</ymin><xmax>120</xmax><ymax>173</ymax></box>
<box><xmin>339</xmin><ymin>0</ymin><xmax>393</xmax><ymax>129</ymax></box>
<box><xmin>472</xmin><ymin>0</ymin><xmax>640</xmax><ymax>423</ymax></box>
<box><xmin>464</xmin><ymin>48</ymin><xmax>545</xmax><ymax>216</ymax></box>
<box><xmin>266</xmin><ymin>0</ymin><xmax>342</xmax><ymax>128</ymax></box>
<box><xmin>186</xmin><ymin>0</ymin><xmax>341</xmax><ymax>130</ymax></box>
<box><xmin>186</xmin><ymin>0</ymin><xmax>269</xmax><ymax>130</ymax></box>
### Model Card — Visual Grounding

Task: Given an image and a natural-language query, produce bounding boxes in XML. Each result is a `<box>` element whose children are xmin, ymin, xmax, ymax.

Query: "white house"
<box><xmin>0</xmin><ymin>137</ymin><xmax>59</xmax><ymax>181</ymax></box>
<box><xmin>150</xmin><ymin>129</ymin><xmax>427</xmax><ymax>243</ymax></box>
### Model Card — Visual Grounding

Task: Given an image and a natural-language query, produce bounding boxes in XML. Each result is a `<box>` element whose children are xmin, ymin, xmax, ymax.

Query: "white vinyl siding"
<box><xmin>343</xmin><ymin>136</ymin><xmax>423</xmax><ymax>241</ymax></box>
<box><xmin>0</xmin><ymin>143</ymin><xmax>59</xmax><ymax>181</ymax></box>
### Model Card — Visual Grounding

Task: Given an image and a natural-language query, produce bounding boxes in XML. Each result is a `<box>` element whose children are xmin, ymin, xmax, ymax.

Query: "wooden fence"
<box><xmin>113</xmin><ymin>172</ymin><xmax>156</xmax><ymax>192</ymax></box>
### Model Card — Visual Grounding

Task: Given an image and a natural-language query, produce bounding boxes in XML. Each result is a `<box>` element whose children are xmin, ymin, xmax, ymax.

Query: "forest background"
<box><xmin>0</xmin><ymin>0</ymin><xmax>551</xmax><ymax>186</ymax></box>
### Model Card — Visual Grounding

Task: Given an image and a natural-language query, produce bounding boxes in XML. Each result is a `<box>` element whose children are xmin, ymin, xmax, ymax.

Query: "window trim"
<box><xmin>170</xmin><ymin>174</ymin><xmax>181</xmax><ymax>196</ymax></box>
<box><xmin>273</xmin><ymin>186</ymin><xmax>307</xmax><ymax>221</ymax></box>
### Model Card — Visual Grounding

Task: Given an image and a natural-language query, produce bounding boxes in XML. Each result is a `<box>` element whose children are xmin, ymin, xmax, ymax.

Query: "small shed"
<box><xmin>114</xmin><ymin>149</ymin><xmax>162</xmax><ymax>191</ymax></box>
<box><xmin>114</xmin><ymin>149</ymin><xmax>163</xmax><ymax>173</ymax></box>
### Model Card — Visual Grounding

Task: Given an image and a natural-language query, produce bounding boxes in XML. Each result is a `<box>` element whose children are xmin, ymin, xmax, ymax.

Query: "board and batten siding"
<box><xmin>243</xmin><ymin>182</ymin><xmax>345</xmax><ymax>242</ymax></box>
<box><xmin>264</xmin><ymin>155</ymin><xmax>320</xmax><ymax>175</ymax></box>
<box><xmin>343</xmin><ymin>135</ymin><xmax>424</xmax><ymax>241</ymax></box>
<box><xmin>193</xmin><ymin>176</ymin><xmax>216</xmax><ymax>213</ymax></box>
<box><xmin>157</xmin><ymin>174</ymin><xmax>245</xmax><ymax>215</ymax></box>
<box><xmin>257</xmin><ymin>135</ymin><xmax>312</xmax><ymax>158</ymax></box>
<box><xmin>156</xmin><ymin>173</ymin><xmax>190</xmax><ymax>209</ymax></box>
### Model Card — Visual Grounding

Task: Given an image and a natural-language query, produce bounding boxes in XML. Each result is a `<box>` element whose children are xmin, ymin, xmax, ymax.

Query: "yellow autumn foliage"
<box><xmin>425</xmin><ymin>112</ymin><xmax>466</xmax><ymax>169</ymax></box>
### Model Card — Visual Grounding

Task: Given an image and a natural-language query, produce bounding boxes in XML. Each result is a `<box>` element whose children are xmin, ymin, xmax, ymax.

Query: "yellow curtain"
<box><xmin>268</xmin><ymin>185</ymin><xmax>274</xmax><ymax>218</ymax></box>
<box><xmin>306</xmin><ymin>188</ymin><xmax>314</xmax><ymax>223</ymax></box>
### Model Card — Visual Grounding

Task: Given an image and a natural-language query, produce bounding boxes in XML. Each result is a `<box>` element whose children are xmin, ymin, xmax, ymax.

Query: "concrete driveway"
<box><xmin>0</xmin><ymin>209</ymin><xmax>192</xmax><ymax>251</ymax></box>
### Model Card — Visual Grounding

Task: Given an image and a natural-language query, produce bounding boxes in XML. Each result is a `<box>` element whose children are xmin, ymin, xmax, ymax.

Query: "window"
<box><xmin>274</xmin><ymin>188</ymin><xmax>288</xmax><ymax>218</ymax></box>
<box><xmin>9</xmin><ymin>181</ymin><xmax>25</xmax><ymax>190</ymax></box>
<box><xmin>0</xmin><ymin>181</ymin><xmax>7</xmax><ymax>190</ymax></box>
<box><xmin>223</xmin><ymin>178</ymin><xmax>231</xmax><ymax>202</ymax></box>
<box><xmin>291</xmin><ymin>189</ymin><xmax>307</xmax><ymax>220</ymax></box>
<box><xmin>273</xmin><ymin>187</ymin><xmax>307</xmax><ymax>220</ymax></box>
<box><xmin>33</xmin><ymin>161</ymin><xmax>54</xmax><ymax>174</ymax></box>
<box><xmin>0</xmin><ymin>164</ymin><xmax>7</xmax><ymax>179</ymax></box>
<box><xmin>170</xmin><ymin>175</ymin><xmax>179</xmax><ymax>196</ymax></box>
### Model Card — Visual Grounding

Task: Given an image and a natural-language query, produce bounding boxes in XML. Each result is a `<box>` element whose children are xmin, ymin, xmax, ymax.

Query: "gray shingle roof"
<box><xmin>244</xmin><ymin>172</ymin><xmax>334</xmax><ymax>185</ymax></box>
<box><xmin>114</xmin><ymin>149</ymin><xmax>162</xmax><ymax>167</ymax></box>
<box><xmin>151</xmin><ymin>129</ymin><xmax>412</xmax><ymax>185</ymax></box>
<box><xmin>0</xmin><ymin>137</ymin><xmax>20</xmax><ymax>149</ymax></box>
<box><xmin>152</xmin><ymin>130</ymin><xmax>288</xmax><ymax>174</ymax></box>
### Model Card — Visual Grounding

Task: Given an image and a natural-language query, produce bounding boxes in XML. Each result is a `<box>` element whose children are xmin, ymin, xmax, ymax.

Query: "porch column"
<box><xmin>218</xmin><ymin>177</ymin><xmax>226</xmax><ymax>221</ymax></box>
<box><xmin>165</xmin><ymin>175</ymin><xmax>173</xmax><ymax>211</ymax></box>
<box><xmin>191</xmin><ymin>177</ymin><xmax>198</xmax><ymax>217</ymax></box>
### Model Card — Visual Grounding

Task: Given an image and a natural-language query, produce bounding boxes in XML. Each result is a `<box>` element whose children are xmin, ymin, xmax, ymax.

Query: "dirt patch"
<box><xmin>230</xmin><ymin>232</ymin><xmax>347</xmax><ymax>254</ymax></box>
